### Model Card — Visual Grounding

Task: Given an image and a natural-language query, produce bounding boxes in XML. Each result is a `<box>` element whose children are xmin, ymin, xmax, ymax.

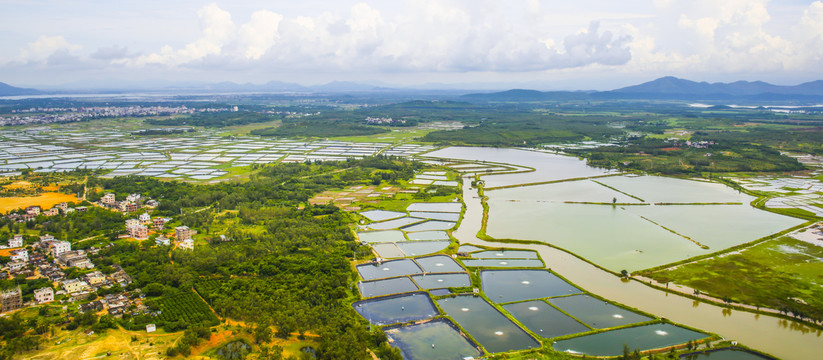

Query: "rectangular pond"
<box><xmin>385</xmin><ymin>319</ymin><xmax>482</xmax><ymax>360</ymax></box>
<box><xmin>353</xmin><ymin>292</ymin><xmax>439</xmax><ymax>326</ymax></box>
<box><xmin>359</xmin><ymin>277</ymin><xmax>419</xmax><ymax>298</ymax></box>
<box><xmin>502</xmin><ymin>300</ymin><xmax>591</xmax><ymax>339</ymax></box>
<box><xmin>457</xmin><ymin>244</ymin><xmax>484</xmax><ymax>253</ymax></box>
<box><xmin>366</xmin><ymin>217</ymin><xmax>425</xmax><ymax>230</ymax></box>
<box><xmin>357</xmin><ymin>230</ymin><xmax>407</xmax><ymax>244</ymax></box>
<box><xmin>481</xmin><ymin>270</ymin><xmax>582</xmax><ymax>303</ymax></box>
<box><xmin>415</xmin><ymin>255</ymin><xmax>464</xmax><ymax>273</ymax></box>
<box><xmin>360</xmin><ymin>209</ymin><xmax>407</xmax><ymax>221</ymax></box>
<box><xmin>402</xmin><ymin>220</ymin><xmax>457</xmax><ymax>232</ymax></box>
<box><xmin>437</xmin><ymin>295</ymin><xmax>540</xmax><ymax>354</ymax></box>
<box><xmin>407</xmin><ymin>202</ymin><xmax>462</xmax><ymax>213</ymax></box>
<box><xmin>552</xmin><ymin>323</ymin><xmax>708</xmax><ymax>357</ymax></box>
<box><xmin>408</xmin><ymin>211</ymin><xmax>461</xmax><ymax>222</ymax></box>
<box><xmin>406</xmin><ymin>231</ymin><xmax>451</xmax><ymax>241</ymax></box>
<box><xmin>548</xmin><ymin>294</ymin><xmax>652</xmax><ymax>328</ymax></box>
<box><xmin>471</xmin><ymin>250</ymin><xmax>539</xmax><ymax>259</ymax></box>
<box><xmin>461</xmin><ymin>259</ymin><xmax>545</xmax><ymax>268</ymax></box>
<box><xmin>411</xmin><ymin>273</ymin><xmax>470</xmax><ymax>289</ymax></box>
<box><xmin>395</xmin><ymin>241</ymin><xmax>450</xmax><ymax>257</ymax></box>
<box><xmin>371</xmin><ymin>243</ymin><xmax>406</xmax><ymax>258</ymax></box>
<box><xmin>357</xmin><ymin>259</ymin><xmax>423</xmax><ymax>280</ymax></box>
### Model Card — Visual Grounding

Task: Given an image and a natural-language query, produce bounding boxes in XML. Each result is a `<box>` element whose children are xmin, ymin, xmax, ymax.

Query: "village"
<box><xmin>0</xmin><ymin>190</ymin><xmax>197</xmax><ymax>331</ymax></box>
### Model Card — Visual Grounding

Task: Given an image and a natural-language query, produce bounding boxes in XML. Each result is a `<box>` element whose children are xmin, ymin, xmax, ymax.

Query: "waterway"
<box><xmin>455</xmin><ymin>174</ymin><xmax>823</xmax><ymax>360</ymax></box>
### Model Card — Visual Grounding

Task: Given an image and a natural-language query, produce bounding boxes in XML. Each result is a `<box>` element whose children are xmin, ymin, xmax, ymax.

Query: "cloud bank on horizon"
<box><xmin>1</xmin><ymin>0</ymin><xmax>823</xmax><ymax>89</ymax></box>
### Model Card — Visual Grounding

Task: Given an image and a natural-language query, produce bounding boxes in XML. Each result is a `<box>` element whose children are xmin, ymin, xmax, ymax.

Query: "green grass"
<box><xmin>332</xmin><ymin>128</ymin><xmax>435</xmax><ymax>143</ymax></box>
<box><xmin>646</xmin><ymin>236</ymin><xmax>823</xmax><ymax>320</ymax></box>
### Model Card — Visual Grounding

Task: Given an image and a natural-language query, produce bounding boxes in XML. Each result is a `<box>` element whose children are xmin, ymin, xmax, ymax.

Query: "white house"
<box><xmin>34</xmin><ymin>287</ymin><xmax>54</xmax><ymax>304</ymax></box>
<box><xmin>8</xmin><ymin>235</ymin><xmax>23</xmax><ymax>248</ymax></box>
<box><xmin>10</xmin><ymin>249</ymin><xmax>28</xmax><ymax>262</ymax></box>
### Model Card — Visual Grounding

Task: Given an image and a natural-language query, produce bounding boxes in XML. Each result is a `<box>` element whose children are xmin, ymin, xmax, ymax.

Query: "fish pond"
<box><xmin>358</xmin><ymin>277</ymin><xmax>419</xmax><ymax>298</ymax></box>
<box><xmin>406</xmin><ymin>230</ymin><xmax>451</xmax><ymax>241</ymax></box>
<box><xmin>385</xmin><ymin>319</ymin><xmax>482</xmax><ymax>360</ymax></box>
<box><xmin>402</xmin><ymin>220</ymin><xmax>456</xmax><ymax>232</ymax></box>
<box><xmin>411</xmin><ymin>273</ymin><xmax>470</xmax><ymax>289</ymax></box>
<box><xmin>360</xmin><ymin>209</ymin><xmax>406</xmax><ymax>222</ymax></box>
<box><xmin>548</xmin><ymin>294</ymin><xmax>652</xmax><ymax>328</ymax></box>
<box><xmin>471</xmin><ymin>250</ymin><xmax>539</xmax><ymax>259</ymax></box>
<box><xmin>353</xmin><ymin>292</ymin><xmax>439</xmax><ymax>325</ymax></box>
<box><xmin>357</xmin><ymin>230</ymin><xmax>406</xmax><ymax>244</ymax></box>
<box><xmin>357</xmin><ymin>259</ymin><xmax>422</xmax><ymax>280</ymax></box>
<box><xmin>552</xmin><ymin>323</ymin><xmax>709</xmax><ymax>357</ymax></box>
<box><xmin>481</xmin><ymin>270</ymin><xmax>582</xmax><ymax>303</ymax></box>
<box><xmin>395</xmin><ymin>241</ymin><xmax>450</xmax><ymax>257</ymax></box>
<box><xmin>502</xmin><ymin>300</ymin><xmax>591</xmax><ymax>339</ymax></box>
<box><xmin>461</xmin><ymin>259</ymin><xmax>544</xmax><ymax>268</ymax></box>
<box><xmin>679</xmin><ymin>348</ymin><xmax>776</xmax><ymax>360</ymax></box>
<box><xmin>415</xmin><ymin>255</ymin><xmax>464</xmax><ymax>273</ymax></box>
<box><xmin>437</xmin><ymin>295</ymin><xmax>540</xmax><ymax>353</ymax></box>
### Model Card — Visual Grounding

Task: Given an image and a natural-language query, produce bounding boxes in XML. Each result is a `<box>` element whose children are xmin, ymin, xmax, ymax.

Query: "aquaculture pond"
<box><xmin>471</xmin><ymin>250</ymin><xmax>539</xmax><ymax>259</ymax></box>
<box><xmin>485</xmin><ymin>177</ymin><xmax>804</xmax><ymax>271</ymax></box>
<box><xmin>552</xmin><ymin>323</ymin><xmax>708</xmax><ymax>357</ymax></box>
<box><xmin>457</xmin><ymin>244</ymin><xmax>484</xmax><ymax>253</ymax></box>
<box><xmin>425</xmin><ymin>146</ymin><xmax>613</xmax><ymax>188</ymax></box>
<box><xmin>358</xmin><ymin>277</ymin><xmax>419</xmax><ymax>298</ymax></box>
<box><xmin>357</xmin><ymin>230</ymin><xmax>406</xmax><ymax>244</ymax></box>
<box><xmin>437</xmin><ymin>295</ymin><xmax>540</xmax><ymax>353</ymax></box>
<box><xmin>481</xmin><ymin>270</ymin><xmax>582</xmax><ymax>303</ymax></box>
<box><xmin>461</xmin><ymin>259</ymin><xmax>544</xmax><ymax>268</ymax></box>
<box><xmin>415</xmin><ymin>255</ymin><xmax>464</xmax><ymax>273</ymax></box>
<box><xmin>548</xmin><ymin>294</ymin><xmax>652</xmax><ymax>328</ymax></box>
<box><xmin>385</xmin><ymin>319</ymin><xmax>482</xmax><ymax>360</ymax></box>
<box><xmin>406</xmin><ymin>230</ymin><xmax>450</xmax><ymax>241</ymax></box>
<box><xmin>353</xmin><ymin>292</ymin><xmax>439</xmax><ymax>325</ymax></box>
<box><xmin>395</xmin><ymin>241</ymin><xmax>450</xmax><ymax>257</ymax></box>
<box><xmin>502</xmin><ymin>300</ymin><xmax>591</xmax><ymax>339</ymax></box>
<box><xmin>407</xmin><ymin>202</ymin><xmax>462</xmax><ymax>213</ymax></box>
<box><xmin>360</xmin><ymin>209</ymin><xmax>406</xmax><ymax>221</ymax></box>
<box><xmin>430</xmin><ymin>289</ymin><xmax>451</xmax><ymax>296</ymax></box>
<box><xmin>402</xmin><ymin>220</ymin><xmax>456</xmax><ymax>232</ymax></box>
<box><xmin>409</xmin><ymin>211</ymin><xmax>461</xmax><ymax>221</ymax></box>
<box><xmin>357</xmin><ymin>259</ymin><xmax>422</xmax><ymax>280</ymax></box>
<box><xmin>411</xmin><ymin>273</ymin><xmax>470</xmax><ymax>289</ymax></box>
<box><xmin>366</xmin><ymin>216</ymin><xmax>425</xmax><ymax>230</ymax></box>
<box><xmin>679</xmin><ymin>348</ymin><xmax>776</xmax><ymax>360</ymax></box>
<box><xmin>371</xmin><ymin>243</ymin><xmax>406</xmax><ymax>258</ymax></box>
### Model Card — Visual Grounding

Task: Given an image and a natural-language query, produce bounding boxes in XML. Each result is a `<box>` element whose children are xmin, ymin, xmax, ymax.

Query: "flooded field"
<box><xmin>436</xmin><ymin>295</ymin><xmax>539</xmax><ymax>353</ymax></box>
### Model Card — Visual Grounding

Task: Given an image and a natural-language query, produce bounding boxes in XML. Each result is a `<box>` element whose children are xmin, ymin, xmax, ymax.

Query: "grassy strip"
<box><xmin>639</xmin><ymin>215</ymin><xmax>710</xmax><ymax>249</ymax></box>
<box><xmin>592</xmin><ymin>179</ymin><xmax>646</xmax><ymax>202</ymax></box>
<box><xmin>483</xmin><ymin>173</ymin><xmax>621</xmax><ymax>191</ymax></box>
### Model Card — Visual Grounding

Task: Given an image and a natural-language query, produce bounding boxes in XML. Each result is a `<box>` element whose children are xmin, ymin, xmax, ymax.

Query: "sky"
<box><xmin>1</xmin><ymin>0</ymin><xmax>823</xmax><ymax>90</ymax></box>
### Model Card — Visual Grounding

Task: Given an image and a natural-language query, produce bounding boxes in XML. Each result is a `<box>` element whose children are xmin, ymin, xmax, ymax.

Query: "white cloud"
<box><xmin>18</xmin><ymin>35</ymin><xmax>81</xmax><ymax>63</ymax></box>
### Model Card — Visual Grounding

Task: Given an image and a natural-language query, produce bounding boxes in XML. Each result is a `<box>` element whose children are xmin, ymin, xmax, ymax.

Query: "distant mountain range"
<box><xmin>4</xmin><ymin>77</ymin><xmax>823</xmax><ymax>101</ymax></box>
<box><xmin>461</xmin><ymin>76</ymin><xmax>823</xmax><ymax>102</ymax></box>
<box><xmin>0</xmin><ymin>82</ymin><xmax>42</xmax><ymax>96</ymax></box>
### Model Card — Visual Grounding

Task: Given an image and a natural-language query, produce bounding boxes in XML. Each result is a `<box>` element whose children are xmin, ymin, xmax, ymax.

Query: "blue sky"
<box><xmin>1</xmin><ymin>0</ymin><xmax>822</xmax><ymax>90</ymax></box>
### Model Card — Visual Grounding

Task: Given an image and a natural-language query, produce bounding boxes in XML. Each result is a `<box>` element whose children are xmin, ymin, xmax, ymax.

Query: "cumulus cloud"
<box><xmin>127</xmin><ymin>1</ymin><xmax>631</xmax><ymax>72</ymax></box>
<box><xmin>18</xmin><ymin>35</ymin><xmax>81</xmax><ymax>63</ymax></box>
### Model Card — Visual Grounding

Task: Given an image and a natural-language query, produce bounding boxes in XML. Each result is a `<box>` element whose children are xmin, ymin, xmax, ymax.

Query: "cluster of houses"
<box><xmin>365</xmin><ymin>116</ymin><xmax>406</xmax><ymax>125</ymax></box>
<box><xmin>3</xmin><ymin>202</ymin><xmax>87</xmax><ymax>223</ymax></box>
<box><xmin>125</xmin><ymin>213</ymin><xmax>168</xmax><ymax>240</ymax></box>
<box><xmin>99</xmin><ymin>192</ymin><xmax>158</xmax><ymax>213</ymax></box>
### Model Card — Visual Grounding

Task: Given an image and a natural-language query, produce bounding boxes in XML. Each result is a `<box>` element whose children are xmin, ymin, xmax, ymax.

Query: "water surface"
<box><xmin>482</xmin><ymin>270</ymin><xmax>582</xmax><ymax>303</ymax></box>
<box><xmin>353</xmin><ymin>292</ymin><xmax>439</xmax><ymax>325</ymax></box>
<box><xmin>357</xmin><ymin>259</ymin><xmax>423</xmax><ymax>280</ymax></box>
<box><xmin>552</xmin><ymin>323</ymin><xmax>708</xmax><ymax>357</ymax></box>
<box><xmin>502</xmin><ymin>300</ymin><xmax>591</xmax><ymax>338</ymax></box>
<box><xmin>386</xmin><ymin>319</ymin><xmax>482</xmax><ymax>360</ymax></box>
<box><xmin>359</xmin><ymin>277</ymin><xmax>419</xmax><ymax>298</ymax></box>
<box><xmin>549</xmin><ymin>294</ymin><xmax>652</xmax><ymax>328</ymax></box>
<box><xmin>437</xmin><ymin>295</ymin><xmax>539</xmax><ymax>353</ymax></box>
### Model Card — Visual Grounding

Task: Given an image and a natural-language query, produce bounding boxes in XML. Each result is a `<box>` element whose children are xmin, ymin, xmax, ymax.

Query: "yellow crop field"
<box><xmin>0</xmin><ymin>192</ymin><xmax>79</xmax><ymax>214</ymax></box>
